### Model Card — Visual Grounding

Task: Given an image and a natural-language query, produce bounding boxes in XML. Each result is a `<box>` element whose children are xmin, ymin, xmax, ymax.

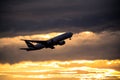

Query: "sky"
<box><xmin>0</xmin><ymin>60</ymin><xmax>120</xmax><ymax>80</ymax></box>
<box><xmin>0</xmin><ymin>0</ymin><xmax>120</xmax><ymax>63</ymax></box>
<box><xmin>0</xmin><ymin>0</ymin><xmax>120</xmax><ymax>79</ymax></box>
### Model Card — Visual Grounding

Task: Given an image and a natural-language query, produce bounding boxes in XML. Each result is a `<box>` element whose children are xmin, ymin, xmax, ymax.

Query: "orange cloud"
<box><xmin>0</xmin><ymin>60</ymin><xmax>120</xmax><ymax>79</ymax></box>
<box><xmin>0</xmin><ymin>31</ymin><xmax>119</xmax><ymax>47</ymax></box>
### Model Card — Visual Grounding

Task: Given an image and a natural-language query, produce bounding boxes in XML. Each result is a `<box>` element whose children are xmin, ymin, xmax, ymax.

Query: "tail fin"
<box><xmin>21</xmin><ymin>39</ymin><xmax>34</xmax><ymax>48</ymax></box>
<box><xmin>25</xmin><ymin>40</ymin><xmax>34</xmax><ymax>48</ymax></box>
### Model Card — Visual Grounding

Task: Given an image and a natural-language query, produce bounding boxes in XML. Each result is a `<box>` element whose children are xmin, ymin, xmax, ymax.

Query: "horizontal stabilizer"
<box><xmin>20</xmin><ymin>48</ymin><xmax>28</xmax><ymax>50</ymax></box>
<box><xmin>20</xmin><ymin>48</ymin><xmax>39</xmax><ymax>51</ymax></box>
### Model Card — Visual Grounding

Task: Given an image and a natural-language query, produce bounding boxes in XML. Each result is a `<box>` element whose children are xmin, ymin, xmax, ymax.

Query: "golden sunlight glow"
<box><xmin>70</xmin><ymin>31</ymin><xmax>98</xmax><ymax>42</ymax></box>
<box><xmin>80</xmin><ymin>31</ymin><xmax>94</xmax><ymax>35</ymax></box>
<box><xmin>30</xmin><ymin>32</ymin><xmax>65</xmax><ymax>40</ymax></box>
<box><xmin>79</xmin><ymin>31</ymin><xmax>96</xmax><ymax>39</ymax></box>
<box><xmin>0</xmin><ymin>60</ymin><xmax>120</xmax><ymax>80</ymax></box>
<box><xmin>83</xmin><ymin>31</ymin><xmax>92</xmax><ymax>34</ymax></box>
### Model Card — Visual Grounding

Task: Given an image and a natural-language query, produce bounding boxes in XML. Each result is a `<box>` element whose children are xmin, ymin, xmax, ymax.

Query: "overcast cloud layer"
<box><xmin>0</xmin><ymin>0</ymin><xmax>120</xmax><ymax>37</ymax></box>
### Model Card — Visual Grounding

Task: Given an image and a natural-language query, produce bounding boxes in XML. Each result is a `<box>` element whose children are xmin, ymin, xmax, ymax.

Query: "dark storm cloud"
<box><xmin>0</xmin><ymin>31</ymin><xmax>120</xmax><ymax>64</ymax></box>
<box><xmin>0</xmin><ymin>0</ymin><xmax>120</xmax><ymax>37</ymax></box>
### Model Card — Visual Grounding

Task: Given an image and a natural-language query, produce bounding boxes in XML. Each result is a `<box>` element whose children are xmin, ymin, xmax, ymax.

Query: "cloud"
<box><xmin>0</xmin><ymin>60</ymin><xmax>120</xmax><ymax>79</ymax></box>
<box><xmin>1</xmin><ymin>59</ymin><xmax>119</xmax><ymax>71</ymax></box>
<box><xmin>0</xmin><ymin>0</ymin><xmax>120</xmax><ymax>37</ymax></box>
<box><xmin>0</xmin><ymin>31</ymin><xmax>120</xmax><ymax>63</ymax></box>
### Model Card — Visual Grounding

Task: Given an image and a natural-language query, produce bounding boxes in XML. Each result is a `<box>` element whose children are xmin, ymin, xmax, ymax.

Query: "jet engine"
<box><xmin>58</xmin><ymin>41</ymin><xmax>65</xmax><ymax>45</ymax></box>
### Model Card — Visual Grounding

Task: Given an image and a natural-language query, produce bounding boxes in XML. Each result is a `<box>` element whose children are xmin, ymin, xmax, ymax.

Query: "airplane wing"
<box><xmin>21</xmin><ymin>39</ymin><xmax>55</xmax><ymax>48</ymax></box>
<box><xmin>21</xmin><ymin>39</ymin><xmax>47</xmax><ymax>44</ymax></box>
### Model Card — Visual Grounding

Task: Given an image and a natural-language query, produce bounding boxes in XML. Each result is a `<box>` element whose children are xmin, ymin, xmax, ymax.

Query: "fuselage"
<box><xmin>50</xmin><ymin>32</ymin><xmax>73</xmax><ymax>42</ymax></box>
<box><xmin>36</xmin><ymin>32</ymin><xmax>73</xmax><ymax>48</ymax></box>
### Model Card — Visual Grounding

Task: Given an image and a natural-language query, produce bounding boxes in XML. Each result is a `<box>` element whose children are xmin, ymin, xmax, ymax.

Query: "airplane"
<box><xmin>20</xmin><ymin>32</ymin><xmax>73</xmax><ymax>51</ymax></box>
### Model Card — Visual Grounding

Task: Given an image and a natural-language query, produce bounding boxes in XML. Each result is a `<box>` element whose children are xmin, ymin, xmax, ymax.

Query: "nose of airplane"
<box><xmin>68</xmin><ymin>32</ymin><xmax>73</xmax><ymax>37</ymax></box>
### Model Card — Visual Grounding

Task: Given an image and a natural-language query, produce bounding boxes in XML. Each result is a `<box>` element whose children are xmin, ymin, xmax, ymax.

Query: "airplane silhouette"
<box><xmin>20</xmin><ymin>32</ymin><xmax>73</xmax><ymax>51</ymax></box>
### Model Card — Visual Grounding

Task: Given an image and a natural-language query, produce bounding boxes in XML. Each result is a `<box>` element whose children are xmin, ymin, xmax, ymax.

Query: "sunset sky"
<box><xmin>0</xmin><ymin>0</ymin><xmax>120</xmax><ymax>80</ymax></box>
